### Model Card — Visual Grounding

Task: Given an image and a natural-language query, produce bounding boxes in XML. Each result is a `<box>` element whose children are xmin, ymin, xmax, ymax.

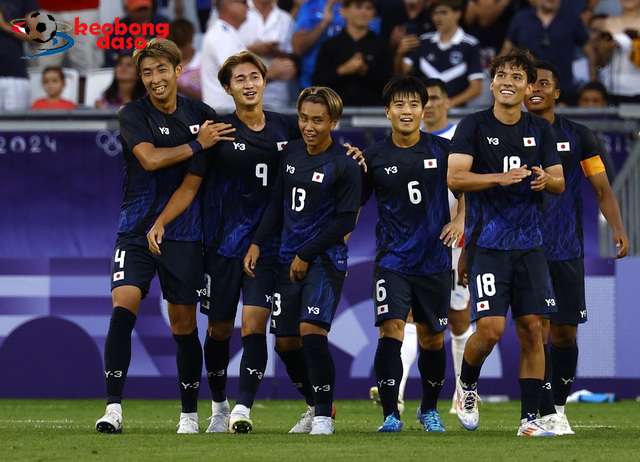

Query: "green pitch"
<box><xmin>1</xmin><ymin>399</ymin><xmax>639</xmax><ymax>461</ymax></box>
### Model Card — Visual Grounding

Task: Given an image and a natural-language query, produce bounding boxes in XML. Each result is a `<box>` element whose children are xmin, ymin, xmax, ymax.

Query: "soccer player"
<box><xmin>95</xmin><ymin>38</ymin><xmax>235</xmax><ymax>434</ymax></box>
<box><xmin>147</xmin><ymin>52</ymin><xmax>364</xmax><ymax>434</ymax></box>
<box><xmin>448</xmin><ymin>49</ymin><xmax>566</xmax><ymax>437</ymax></box>
<box><xmin>363</xmin><ymin>76</ymin><xmax>462</xmax><ymax>433</ymax></box>
<box><xmin>422</xmin><ymin>79</ymin><xmax>472</xmax><ymax>414</ymax></box>
<box><xmin>244</xmin><ymin>87</ymin><xmax>362</xmax><ymax>435</ymax></box>
<box><xmin>525</xmin><ymin>61</ymin><xmax>628</xmax><ymax>435</ymax></box>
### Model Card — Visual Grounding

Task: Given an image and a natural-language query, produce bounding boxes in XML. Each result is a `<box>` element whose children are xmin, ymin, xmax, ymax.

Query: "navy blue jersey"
<box><xmin>363</xmin><ymin>133</ymin><xmax>452</xmax><ymax>276</ymax></box>
<box><xmin>406</xmin><ymin>29</ymin><xmax>484</xmax><ymax>99</ymax></box>
<box><xmin>189</xmin><ymin>111</ymin><xmax>300</xmax><ymax>257</ymax></box>
<box><xmin>117</xmin><ymin>95</ymin><xmax>217</xmax><ymax>243</ymax></box>
<box><xmin>542</xmin><ymin>116</ymin><xmax>601</xmax><ymax>261</ymax></box>
<box><xmin>271</xmin><ymin>139</ymin><xmax>362</xmax><ymax>271</ymax></box>
<box><xmin>450</xmin><ymin>109</ymin><xmax>561</xmax><ymax>250</ymax></box>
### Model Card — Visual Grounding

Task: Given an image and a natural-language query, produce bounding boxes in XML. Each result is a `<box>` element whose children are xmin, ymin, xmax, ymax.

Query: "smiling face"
<box><xmin>525</xmin><ymin>67</ymin><xmax>559</xmax><ymax>114</ymax></box>
<box><xmin>491</xmin><ymin>62</ymin><xmax>531</xmax><ymax>108</ymax></box>
<box><xmin>225</xmin><ymin>61</ymin><xmax>265</xmax><ymax>108</ymax></box>
<box><xmin>139</xmin><ymin>56</ymin><xmax>181</xmax><ymax>104</ymax></box>
<box><xmin>385</xmin><ymin>92</ymin><xmax>425</xmax><ymax>136</ymax></box>
<box><xmin>298</xmin><ymin>101</ymin><xmax>336</xmax><ymax>151</ymax></box>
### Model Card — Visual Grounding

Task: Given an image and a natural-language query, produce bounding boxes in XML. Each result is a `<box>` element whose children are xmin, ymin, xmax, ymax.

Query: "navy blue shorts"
<box><xmin>373</xmin><ymin>266</ymin><xmax>450</xmax><ymax>332</ymax></box>
<box><xmin>200</xmin><ymin>252</ymin><xmax>279</xmax><ymax>321</ymax></box>
<box><xmin>547</xmin><ymin>258</ymin><xmax>587</xmax><ymax>326</ymax></box>
<box><xmin>270</xmin><ymin>257</ymin><xmax>346</xmax><ymax>337</ymax></box>
<box><xmin>110</xmin><ymin>237</ymin><xmax>204</xmax><ymax>305</ymax></box>
<box><xmin>469</xmin><ymin>247</ymin><xmax>556</xmax><ymax>321</ymax></box>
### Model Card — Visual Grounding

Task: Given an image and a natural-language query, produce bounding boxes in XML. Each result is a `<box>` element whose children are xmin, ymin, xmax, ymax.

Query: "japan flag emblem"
<box><xmin>476</xmin><ymin>301</ymin><xmax>490</xmax><ymax>312</ymax></box>
<box><xmin>557</xmin><ymin>142</ymin><xmax>570</xmax><ymax>151</ymax></box>
<box><xmin>312</xmin><ymin>172</ymin><xmax>324</xmax><ymax>183</ymax></box>
<box><xmin>424</xmin><ymin>158</ymin><xmax>437</xmax><ymax>169</ymax></box>
<box><xmin>523</xmin><ymin>137</ymin><xmax>536</xmax><ymax>147</ymax></box>
<box><xmin>189</xmin><ymin>124</ymin><xmax>200</xmax><ymax>134</ymax></box>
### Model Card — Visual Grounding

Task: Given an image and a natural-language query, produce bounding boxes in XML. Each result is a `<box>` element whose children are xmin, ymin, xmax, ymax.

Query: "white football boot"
<box><xmin>309</xmin><ymin>416</ymin><xmax>334</xmax><ymax>435</ymax></box>
<box><xmin>206</xmin><ymin>400</ymin><xmax>230</xmax><ymax>433</ymax></box>
<box><xmin>288</xmin><ymin>405</ymin><xmax>314</xmax><ymax>433</ymax></box>
<box><xmin>229</xmin><ymin>404</ymin><xmax>253</xmax><ymax>433</ymax></box>
<box><xmin>95</xmin><ymin>403</ymin><xmax>123</xmax><ymax>434</ymax></box>
<box><xmin>177</xmin><ymin>412</ymin><xmax>199</xmax><ymax>434</ymax></box>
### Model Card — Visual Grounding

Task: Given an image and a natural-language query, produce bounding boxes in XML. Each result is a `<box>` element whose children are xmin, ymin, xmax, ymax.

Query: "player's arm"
<box><xmin>147</xmin><ymin>173</ymin><xmax>204</xmax><ymax>255</ymax></box>
<box><xmin>440</xmin><ymin>193</ymin><xmax>465</xmax><ymax>247</ymax></box>
<box><xmin>449</xmin><ymin>79</ymin><xmax>482</xmax><ymax>108</ymax></box>
<box><xmin>132</xmin><ymin>121</ymin><xmax>234</xmax><ymax>172</ymax></box>
<box><xmin>530</xmin><ymin>164</ymin><xmax>564</xmax><ymax>194</ymax></box>
<box><xmin>290</xmin><ymin>160</ymin><xmax>362</xmax><ymax>281</ymax></box>
<box><xmin>586</xmin><ymin>161</ymin><xmax>629</xmax><ymax>258</ymax></box>
<box><xmin>447</xmin><ymin>153</ymin><xmax>531</xmax><ymax>192</ymax></box>
<box><xmin>291</xmin><ymin>0</ymin><xmax>336</xmax><ymax>56</ymax></box>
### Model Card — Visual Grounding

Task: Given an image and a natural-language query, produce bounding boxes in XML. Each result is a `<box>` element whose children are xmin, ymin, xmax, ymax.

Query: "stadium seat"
<box><xmin>84</xmin><ymin>68</ymin><xmax>116</xmax><ymax>108</ymax></box>
<box><xmin>28</xmin><ymin>67</ymin><xmax>80</xmax><ymax>104</ymax></box>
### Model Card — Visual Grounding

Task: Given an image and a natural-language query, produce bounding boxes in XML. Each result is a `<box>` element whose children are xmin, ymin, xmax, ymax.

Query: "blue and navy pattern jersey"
<box><xmin>363</xmin><ymin>133</ymin><xmax>452</xmax><ymax>276</ymax></box>
<box><xmin>274</xmin><ymin>139</ymin><xmax>362</xmax><ymax>271</ymax></box>
<box><xmin>542</xmin><ymin>116</ymin><xmax>601</xmax><ymax>261</ymax></box>
<box><xmin>189</xmin><ymin>111</ymin><xmax>300</xmax><ymax>257</ymax></box>
<box><xmin>117</xmin><ymin>95</ymin><xmax>217</xmax><ymax>243</ymax></box>
<box><xmin>450</xmin><ymin>109</ymin><xmax>561</xmax><ymax>250</ymax></box>
<box><xmin>406</xmin><ymin>28</ymin><xmax>484</xmax><ymax>99</ymax></box>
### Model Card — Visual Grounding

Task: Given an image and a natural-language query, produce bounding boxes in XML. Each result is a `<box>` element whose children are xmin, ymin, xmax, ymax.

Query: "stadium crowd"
<box><xmin>0</xmin><ymin>0</ymin><xmax>638</xmax><ymax>111</ymax></box>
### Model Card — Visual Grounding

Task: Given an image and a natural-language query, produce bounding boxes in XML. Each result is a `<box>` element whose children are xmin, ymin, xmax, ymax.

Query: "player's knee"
<box><xmin>476</xmin><ymin>324</ymin><xmax>503</xmax><ymax>348</ymax></box>
<box><xmin>551</xmin><ymin>325</ymin><xmax>577</xmax><ymax>348</ymax></box>
<box><xmin>448</xmin><ymin>314</ymin><xmax>470</xmax><ymax>336</ymax></box>
<box><xmin>418</xmin><ymin>331</ymin><xmax>444</xmax><ymax>350</ymax></box>
<box><xmin>275</xmin><ymin>336</ymin><xmax>302</xmax><ymax>352</ymax></box>
<box><xmin>169</xmin><ymin>316</ymin><xmax>196</xmax><ymax>335</ymax></box>
<box><xmin>516</xmin><ymin>317</ymin><xmax>543</xmax><ymax>349</ymax></box>
<box><xmin>241</xmin><ymin>317</ymin><xmax>267</xmax><ymax>336</ymax></box>
<box><xmin>207</xmin><ymin>320</ymin><xmax>233</xmax><ymax>340</ymax></box>
<box><xmin>379</xmin><ymin>319</ymin><xmax>405</xmax><ymax>340</ymax></box>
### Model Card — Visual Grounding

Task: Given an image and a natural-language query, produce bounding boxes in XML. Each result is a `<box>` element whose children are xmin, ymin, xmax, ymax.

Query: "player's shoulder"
<box><xmin>265</xmin><ymin>110</ymin><xmax>297</xmax><ymax>128</ymax></box>
<box><xmin>459</xmin><ymin>108</ymin><xmax>491</xmax><ymax>128</ymax></box>
<box><xmin>363</xmin><ymin>137</ymin><xmax>388</xmax><ymax>159</ymax></box>
<box><xmin>557</xmin><ymin>115</ymin><xmax>589</xmax><ymax>135</ymax></box>
<box><xmin>117</xmin><ymin>97</ymin><xmax>149</xmax><ymax>119</ymax></box>
<box><xmin>331</xmin><ymin>143</ymin><xmax>360</xmax><ymax>171</ymax></box>
<box><xmin>180</xmin><ymin>94</ymin><xmax>217</xmax><ymax>117</ymax></box>
<box><xmin>419</xmin><ymin>31</ymin><xmax>437</xmax><ymax>43</ymax></box>
<box><xmin>524</xmin><ymin>111</ymin><xmax>553</xmax><ymax>130</ymax></box>
<box><xmin>460</xmin><ymin>31</ymin><xmax>479</xmax><ymax>47</ymax></box>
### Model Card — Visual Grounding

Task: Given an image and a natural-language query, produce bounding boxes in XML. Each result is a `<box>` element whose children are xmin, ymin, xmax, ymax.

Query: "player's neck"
<box><xmin>236</xmin><ymin>104</ymin><xmax>265</xmax><ymax>131</ymax></box>
<box><xmin>424</xmin><ymin>117</ymin><xmax>449</xmax><ymax>133</ymax></box>
<box><xmin>150</xmin><ymin>93</ymin><xmax>178</xmax><ymax>114</ymax></box>
<box><xmin>392</xmin><ymin>129</ymin><xmax>420</xmax><ymax>148</ymax></box>
<box><xmin>438</xmin><ymin>26</ymin><xmax>457</xmax><ymax>43</ymax></box>
<box><xmin>306</xmin><ymin>136</ymin><xmax>333</xmax><ymax>155</ymax></box>
<box><xmin>492</xmin><ymin>104</ymin><xmax>522</xmax><ymax>125</ymax></box>
<box><xmin>532</xmin><ymin>107</ymin><xmax>556</xmax><ymax>125</ymax></box>
<box><xmin>254</xmin><ymin>0</ymin><xmax>274</xmax><ymax>20</ymax></box>
<box><xmin>346</xmin><ymin>23</ymin><xmax>369</xmax><ymax>41</ymax></box>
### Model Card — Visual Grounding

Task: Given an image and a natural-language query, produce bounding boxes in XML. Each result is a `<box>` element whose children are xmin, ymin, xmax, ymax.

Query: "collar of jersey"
<box><xmin>431</xmin><ymin>123</ymin><xmax>455</xmax><ymax>136</ymax></box>
<box><xmin>429</xmin><ymin>27</ymin><xmax>465</xmax><ymax>50</ymax></box>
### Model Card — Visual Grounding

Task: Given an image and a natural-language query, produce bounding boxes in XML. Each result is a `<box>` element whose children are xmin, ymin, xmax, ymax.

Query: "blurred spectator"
<box><xmin>201</xmin><ymin>0</ymin><xmax>249</xmax><ymax>111</ymax></box>
<box><xmin>0</xmin><ymin>0</ymin><xmax>36</xmax><ymax>111</ymax></box>
<box><xmin>95</xmin><ymin>54</ymin><xmax>146</xmax><ymax>109</ymax></box>
<box><xmin>169</xmin><ymin>18</ymin><xmax>202</xmax><ymax>100</ymax></box>
<box><xmin>196</xmin><ymin>0</ymin><xmax>213</xmax><ymax>31</ymax></box>
<box><xmin>239</xmin><ymin>0</ymin><xmax>297</xmax><ymax>109</ymax></box>
<box><xmin>398</xmin><ymin>0</ymin><xmax>483</xmax><ymax>107</ymax></box>
<box><xmin>380</xmin><ymin>0</ymin><xmax>435</xmax><ymax>49</ymax></box>
<box><xmin>312</xmin><ymin>0</ymin><xmax>392</xmax><ymax>106</ymax></box>
<box><xmin>421</xmin><ymin>78</ymin><xmax>454</xmax><ymax>135</ymax></box>
<box><xmin>577</xmin><ymin>81</ymin><xmax>610</xmax><ymax>107</ymax></box>
<box><xmin>31</xmin><ymin>66</ymin><xmax>77</xmax><ymax>110</ymax></box>
<box><xmin>601</xmin><ymin>0</ymin><xmax>640</xmax><ymax>103</ymax></box>
<box><xmin>501</xmin><ymin>0</ymin><xmax>591</xmax><ymax>103</ymax></box>
<box><xmin>463</xmin><ymin>0</ymin><xmax>520</xmax><ymax>60</ymax></box>
<box><xmin>36</xmin><ymin>0</ymin><xmax>103</xmax><ymax>72</ymax></box>
<box><xmin>104</xmin><ymin>0</ymin><xmax>171</xmax><ymax>67</ymax></box>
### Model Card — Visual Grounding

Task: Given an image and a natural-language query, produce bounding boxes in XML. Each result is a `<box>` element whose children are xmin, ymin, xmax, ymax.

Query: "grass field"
<box><xmin>1</xmin><ymin>399</ymin><xmax>639</xmax><ymax>461</ymax></box>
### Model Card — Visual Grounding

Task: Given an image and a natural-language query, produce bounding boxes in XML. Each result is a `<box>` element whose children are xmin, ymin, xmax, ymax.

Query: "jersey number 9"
<box><xmin>256</xmin><ymin>163</ymin><xmax>268</xmax><ymax>186</ymax></box>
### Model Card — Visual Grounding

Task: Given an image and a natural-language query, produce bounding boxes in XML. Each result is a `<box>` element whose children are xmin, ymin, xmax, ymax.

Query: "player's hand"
<box><xmin>243</xmin><ymin>244</ymin><xmax>261</xmax><ymax>278</ymax></box>
<box><xmin>530</xmin><ymin>166</ymin><xmax>549</xmax><ymax>191</ymax></box>
<box><xmin>613</xmin><ymin>228</ymin><xmax>629</xmax><ymax>258</ymax></box>
<box><xmin>458</xmin><ymin>247</ymin><xmax>468</xmax><ymax>288</ymax></box>
<box><xmin>498</xmin><ymin>165</ymin><xmax>531</xmax><ymax>186</ymax></box>
<box><xmin>196</xmin><ymin>121</ymin><xmax>235</xmax><ymax>149</ymax></box>
<box><xmin>440</xmin><ymin>220</ymin><xmax>463</xmax><ymax>248</ymax></box>
<box><xmin>147</xmin><ymin>221</ymin><xmax>165</xmax><ymax>255</ymax></box>
<box><xmin>343</xmin><ymin>143</ymin><xmax>367</xmax><ymax>172</ymax></box>
<box><xmin>321</xmin><ymin>0</ymin><xmax>336</xmax><ymax>26</ymax></box>
<box><xmin>249</xmin><ymin>40</ymin><xmax>280</xmax><ymax>56</ymax></box>
<box><xmin>269</xmin><ymin>57</ymin><xmax>297</xmax><ymax>80</ymax></box>
<box><xmin>290</xmin><ymin>255</ymin><xmax>309</xmax><ymax>282</ymax></box>
<box><xmin>338</xmin><ymin>53</ymin><xmax>366</xmax><ymax>75</ymax></box>
<box><xmin>397</xmin><ymin>35</ymin><xmax>420</xmax><ymax>56</ymax></box>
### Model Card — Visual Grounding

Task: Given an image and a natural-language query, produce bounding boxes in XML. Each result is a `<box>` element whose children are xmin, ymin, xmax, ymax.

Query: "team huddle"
<box><xmin>95</xmin><ymin>38</ymin><xmax>629</xmax><ymax>437</ymax></box>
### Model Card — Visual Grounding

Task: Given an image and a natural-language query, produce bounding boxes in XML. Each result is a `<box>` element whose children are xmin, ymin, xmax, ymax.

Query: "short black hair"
<box><xmin>382</xmin><ymin>76</ymin><xmax>429</xmax><ymax>107</ymax></box>
<box><xmin>431</xmin><ymin>0</ymin><xmax>465</xmax><ymax>12</ymax></box>
<box><xmin>343</xmin><ymin>0</ymin><xmax>375</xmax><ymax>7</ymax></box>
<box><xmin>490</xmin><ymin>48</ymin><xmax>537</xmax><ymax>84</ymax></box>
<box><xmin>535</xmin><ymin>60</ymin><xmax>560</xmax><ymax>87</ymax></box>
<box><xmin>423</xmin><ymin>78</ymin><xmax>448</xmax><ymax>96</ymax></box>
<box><xmin>579</xmin><ymin>81</ymin><xmax>609</xmax><ymax>101</ymax></box>
<box><xmin>42</xmin><ymin>65</ymin><xmax>65</xmax><ymax>82</ymax></box>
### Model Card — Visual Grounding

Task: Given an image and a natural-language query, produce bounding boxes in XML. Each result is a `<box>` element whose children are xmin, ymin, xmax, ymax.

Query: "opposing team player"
<box><xmin>147</xmin><ymin>53</ymin><xmax>363</xmax><ymax>434</ymax></box>
<box><xmin>448</xmin><ymin>49</ymin><xmax>565</xmax><ymax>437</ymax></box>
<box><xmin>244</xmin><ymin>87</ymin><xmax>362</xmax><ymax>435</ymax></box>
<box><xmin>525</xmin><ymin>61</ymin><xmax>628</xmax><ymax>435</ymax></box>
<box><xmin>363</xmin><ymin>76</ymin><xmax>462</xmax><ymax>433</ymax></box>
<box><xmin>96</xmin><ymin>39</ymin><xmax>235</xmax><ymax>434</ymax></box>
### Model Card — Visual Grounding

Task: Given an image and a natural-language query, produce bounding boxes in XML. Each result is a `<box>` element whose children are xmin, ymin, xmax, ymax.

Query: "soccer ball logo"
<box><xmin>24</xmin><ymin>11</ymin><xmax>57</xmax><ymax>44</ymax></box>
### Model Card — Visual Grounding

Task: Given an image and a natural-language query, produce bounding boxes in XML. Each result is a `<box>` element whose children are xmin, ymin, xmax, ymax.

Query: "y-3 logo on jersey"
<box><xmin>487</xmin><ymin>137</ymin><xmax>500</xmax><ymax>145</ymax></box>
<box><xmin>159</xmin><ymin>126</ymin><xmax>170</xmax><ymax>135</ymax></box>
<box><xmin>286</xmin><ymin>164</ymin><xmax>295</xmax><ymax>174</ymax></box>
<box><xmin>233</xmin><ymin>142</ymin><xmax>246</xmax><ymax>151</ymax></box>
<box><xmin>385</xmin><ymin>166</ymin><xmax>398</xmax><ymax>175</ymax></box>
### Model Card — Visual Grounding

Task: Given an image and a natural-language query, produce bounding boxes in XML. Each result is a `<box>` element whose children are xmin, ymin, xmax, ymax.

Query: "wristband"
<box><xmin>188</xmin><ymin>139</ymin><xmax>203</xmax><ymax>154</ymax></box>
